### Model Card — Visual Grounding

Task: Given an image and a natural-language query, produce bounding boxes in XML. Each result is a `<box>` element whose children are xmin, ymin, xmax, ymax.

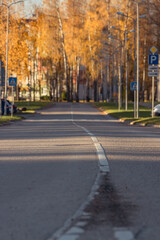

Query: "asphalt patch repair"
<box><xmin>84</xmin><ymin>174</ymin><xmax>137</xmax><ymax>228</ymax></box>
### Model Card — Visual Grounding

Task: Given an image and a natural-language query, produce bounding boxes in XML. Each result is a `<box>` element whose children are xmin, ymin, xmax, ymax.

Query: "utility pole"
<box><xmin>117</xmin><ymin>8</ymin><xmax>145</xmax><ymax>116</ymax></box>
<box><xmin>0</xmin><ymin>0</ymin><xmax>24</xmax><ymax>115</ymax></box>
<box><xmin>125</xmin><ymin>31</ymin><xmax>128</xmax><ymax>111</ymax></box>
<box><xmin>5</xmin><ymin>6</ymin><xmax>9</xmax><ymax>116</ymax></box>
<box><xmin>136</xmin><ymin>2</ymin><xmax>140</xmax><ymax>118</ymax></box>
<box><xmin>0</xmin><ymin>60</ymin><xmax>2</xmax><ymax>117</ymax></box>
<box><xmin>131</xmin><ymin>0</ymin><xmax>140</xmax><ymax>118</ymax></box>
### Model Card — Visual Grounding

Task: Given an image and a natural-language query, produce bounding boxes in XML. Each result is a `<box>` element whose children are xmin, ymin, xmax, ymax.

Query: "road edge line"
<box><xmin>47</xmin><ymin>107</ymin><xmax>110</xmax><ymax>240</ymax></box>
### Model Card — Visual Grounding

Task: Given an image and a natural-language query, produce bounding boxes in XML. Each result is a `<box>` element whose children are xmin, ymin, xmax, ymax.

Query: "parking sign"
<box><xmin>149</xmin><ymin>54</ymin><xmax>159</xmax><ymax>65</ymax></box>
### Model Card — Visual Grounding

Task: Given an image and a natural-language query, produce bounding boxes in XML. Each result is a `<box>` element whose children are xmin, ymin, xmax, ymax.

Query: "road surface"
<box><xmin>0</xmin><ymin>102</ymin><xmax>160</xmax><ymax>240</ymax></box>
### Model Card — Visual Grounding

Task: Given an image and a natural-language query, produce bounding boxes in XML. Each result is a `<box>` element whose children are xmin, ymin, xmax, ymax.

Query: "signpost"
<box><xmin>9</xmin><ymin>77</ymin><xmax>17</xmax><ymax>117</ymax></box>
<box><xmin>0</xmin><ymin>60</ymin><xmax>1</xmax><ymax>117</ymax></box>
<box><xmin>148</xmin><ymin>47</ymin><xmax>159</xmax><ymax>117</ymax></box>
<box><xmin>148</xmin><ymin>72</ymin><xmax>159</xmax><ymax>77</ymax></box>
<box><xmin>148</xmin><ymin>65</ymin><xmax>158</xmax><ymax>70</ymax></box>
<box><xmin>9</xmin><ymin>77</ymin><xmax>17</xmax><ymax>87</ymax></box>
<box><xmin>130</xmin><ymin>81</ymin><xmax>137</xmax><ymax>91</ymax></box>
<box><xmin>131</xmin><ymin>81</ymin><xmax>137</xmax><ymax>118</ymax></box>
<box><xmin>0</xmin><ymin>61</ymin><xmax>5</xmax><ymax>117</ymax></box>
<box><xmin>149</xmin><ymin>54</ymin><xmax>159</xmax><ymax>65</ymax></box>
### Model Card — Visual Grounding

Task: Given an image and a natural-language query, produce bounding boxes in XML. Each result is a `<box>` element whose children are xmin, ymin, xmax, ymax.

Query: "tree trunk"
<box><xmin>55</xmin><ymin>0</ymin><xmax>70</xmax><ymax>101</ymax></box>
<box><xmin>142</xmin><ymin>34</ymin><xmax>147</xmax><ymax>101</ymax></box>
<box><xmin>70</xmin><ymin>64</ymin><xmax>73</xmax><ymax>102</ymax></box>
<box><xmin>76</xmin><ymin>58</ymin><xmax>80</xmax><ymax>102</ymax></box>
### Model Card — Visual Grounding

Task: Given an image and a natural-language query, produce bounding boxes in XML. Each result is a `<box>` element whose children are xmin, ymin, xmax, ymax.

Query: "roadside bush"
<box><xmin>62</xmin><ymin>91</ymin><xmax>67</xmax><ymax>101</ymax></box>
<box><xmin>40</xmin><ymin>96</ymin><xmax>50</xmax><ymax>101</ymax></box>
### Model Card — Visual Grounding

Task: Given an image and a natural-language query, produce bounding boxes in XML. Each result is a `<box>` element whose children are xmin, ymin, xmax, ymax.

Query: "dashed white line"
<box><xmin>114</xmin><ymin>228</ymin><xmax>134</xmax><ymax>240</ymax></box>
<box><xmin>46</xmin><ymin>109</ymin><xmax>110</xmax><ymax>240</ymax></box>
<box><xmin>47</xmin><ymin>106</ymin><xmax>134</xmax><ymax>240</ymax></box>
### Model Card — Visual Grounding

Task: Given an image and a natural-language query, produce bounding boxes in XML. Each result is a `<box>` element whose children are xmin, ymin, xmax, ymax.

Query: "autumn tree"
<box><xmin>62</xmin><ymin>0</ymin><xmax>87</xmax><ymax>101</ymax></box>
<box><xmin>0</xmin><ymin>3</ymin><xmax>29</xmax><ymax>100</ymax></box>
<box><xmin>80</xmin><ymin>0</ymin><xmax>110</xmax><ymax>101</ymax></box>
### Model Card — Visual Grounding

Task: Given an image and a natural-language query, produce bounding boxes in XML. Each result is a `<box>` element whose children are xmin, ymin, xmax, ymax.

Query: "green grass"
<box><xmin>131</xmin><ymin>117</ymin><xmax>160</xmax><ymax>126</ymax></box>
<box><xmin>95</xmin><ymin>102</ymin><xmax>160</xmax><ymax>125</ymax></box>
<box><xmin>0</xmin><ymin>101</ymin><xmax>52</xmax><ymax>124</ymax></box>
<box><xmin>95</xmin><ymin>102</ymin><xmax>150</xmax><ymax>118</ymax></box>
<box><xmin>0</xmin><ymin>115</ymin><xmax>23</xmax><ymax>124</ymax></box>
<box><xmin>15</xmin><ymin>101</ymin><xmax>52</xmax><ymax>110</ymax></box>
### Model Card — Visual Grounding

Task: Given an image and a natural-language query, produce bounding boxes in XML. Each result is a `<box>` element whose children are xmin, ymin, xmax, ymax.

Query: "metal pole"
<box><xmin>118</xmin><ymin>16</ymin><xmax>122</xmax><ymax>110</ymax></box>
<box><xmin>2</xmin><ymin>0</ymin><xmax>24</xmax><ymax>114</ymax></box>
<box><xmin>133</xmin><ymin>20</ymin><xmax>137</xmax><ymax>118</ymax></box>
<box><xmin>118</xmin><ymin>53</ymin><xmax>121</xmax><ymax>110</ymax></box>
<box><xmin>136</xmin><ymin>2</ymin><xmax>139</xmax><ymax>118</ymax></box>
<box><xmin>4</xmin><ymin>6</ymin><xmax>9</xmax><ymax>116</ymax></box>
<box><xmin>0</xmin><ymin>60</ymin><xmax>2</xmax><ymax>118</ymax></box>
<box><xmin>152</xmin><ymin>76</ymin><xmax>154</xmax><ymax>117</ymax></box>
<box><xmin>116</xmin><ymin>52</ymin><xmax>119</xmax><ymax>107</ymax></box>
<box><xmin>125</xmin><ymin>31</ymin><xmax>128</xmax><ymax>110</ymax></box>
<box><xmin>11</xmin><ymin>86</ymin><xmax>13</xmax><ymax>117</ymax></box>
<box><xmin>134</xmin><ymin>90</ymin><xmax>137</xmax><ymax>118</ymax></box>
<box><xmin>112</xmin><ymin>54</ymin><xmax>115</xmax><ymax>99</ymax></box>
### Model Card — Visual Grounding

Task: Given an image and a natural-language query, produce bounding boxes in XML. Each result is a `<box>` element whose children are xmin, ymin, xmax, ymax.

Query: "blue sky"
<box><xmin>25</xmin><ymin>0</ymin><xmax>42</xmax><ymax>10</ymax></box>
<box><xmin>25</xmin><ymin>0</ymin><xmax>42</xmax><ymax>7</ymax></box>
<box><xmin>24</xmin><ymin>0</ymin><xmax>42</xmax><ymax>15</ymax></box>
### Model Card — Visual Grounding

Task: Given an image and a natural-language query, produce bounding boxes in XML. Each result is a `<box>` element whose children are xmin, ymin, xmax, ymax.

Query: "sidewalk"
<box><xmin>139</xmin><ymin>102</ymin><xmax>152</xmax><ymax>108</ymax></box>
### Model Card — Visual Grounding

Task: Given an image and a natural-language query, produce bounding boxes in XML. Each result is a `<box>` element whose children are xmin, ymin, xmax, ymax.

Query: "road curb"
<box><xmin>0</xmin><ymin>102</ymin><xmax>54</xmax><ymax>127</ymax></box>
<box><xmin>96</xmin><ymin>106</ymin><xmax>159</xmax><ymax>128</ymax></box>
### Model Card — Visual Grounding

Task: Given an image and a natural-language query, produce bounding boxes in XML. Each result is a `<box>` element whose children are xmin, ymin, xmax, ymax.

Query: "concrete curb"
<box><xmin>0</xmin><ymin>122</ymin><xmax>11</xmax><ymax>127</ymax></box>
<box><xmin>97</xmin><ymin>106</ymin><xmax>159</xmax><ymax>129</ymax></box>
<box><xmin>0</xmin><ymin>102</ymin><xmax>54</xmax><ymax>127</ymax></box>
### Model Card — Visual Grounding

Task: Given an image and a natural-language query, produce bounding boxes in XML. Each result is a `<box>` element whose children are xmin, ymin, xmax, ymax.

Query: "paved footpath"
<box><xmin>0</xmin><ymin>102</ymin><xmax>160</xmax><ymax>240</ymax></box>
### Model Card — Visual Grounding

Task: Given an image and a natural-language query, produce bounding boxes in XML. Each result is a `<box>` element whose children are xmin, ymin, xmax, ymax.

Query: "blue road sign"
<box><xmin>9</xmin><ymin>77</ymin><xmax>17</xmax><ymax>86</ymax></box>
<box><xmin>130</xmin><ymin>81</ymin><xmax>137</xmax><ymax>91</ymax></box>
<box><xmin>149</xmin><ymin>54</ymin><xmax>159</xmax><ymax>65</ymax></box>
<box><xmin>0</xmin><ymin>61</ymin><xmax>5</xmax><ymax>86</ymax></box>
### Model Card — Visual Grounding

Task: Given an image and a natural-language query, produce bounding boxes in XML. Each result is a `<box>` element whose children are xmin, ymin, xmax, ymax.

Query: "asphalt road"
<box><xmin>0</xmin><ymin>103</ymin><xmax>98</xmax><ymax>240</ymax></box>
<box><xmin>72</xmin><ymin>103</ymin><xmax>160</xmax><ymax>240</ymax></box>
<box><xmin>0</xmin><ymin>102</ymin><xmax>160</xmax><ymax>240</ymax></box>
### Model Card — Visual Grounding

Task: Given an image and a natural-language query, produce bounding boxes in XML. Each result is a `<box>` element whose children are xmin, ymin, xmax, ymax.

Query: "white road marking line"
<box><xmin>58</xmin><ymin>235</ymin><xmax>79</xmax><ymax>240</ymax></box>
<box><xmin>114</xmin><ymin>228</ymin><xmax>134</xmax><ymax>240</ymax></box>
<box><xmin>94</xmin><ymin>143</ymin><xmax>110</xmax><ymax>171</ymax></box>
<box><xmin>76</xmin><ymin>221</ymin><xmax>87</xmax><ymax>227</ymax></box>
<box><xmin>71</xmin><ymin>107</ymin><xmax>134</xmax><ymax>240</ymax></box>
<box><xmin>71</xmin><ymin>110</ymin><xmax>110</xmax><ymax>173</ymax></box>
<box><xmin>67</xmin><ymin>227</ymin><xmax>84</xmax><ymax>234</ymax></box>
<box><xmin>48</xmin><ymin>108</ymin><xmax>109</xmax><ymax>240</ymax></box>
<box><xmin>48</xmin><ymin>172</ymin><xmax>101</xmax><ymax>240</ymax></box>
<box><xmin>91</xmin><ymin>136</ymin><xmax>98</xmax><ymax>142</ymax></box>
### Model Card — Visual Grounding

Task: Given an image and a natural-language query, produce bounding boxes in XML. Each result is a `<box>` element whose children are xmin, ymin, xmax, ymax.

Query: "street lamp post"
<box><xmin>117</xmin><ymin>9</ymin><xmax>145</xmax><ymax>117</ymax></box>
<box><xmin>0</xmin><ymin>0</ymin><xmax>24</xmax><ymax>116</ymax></box>
<box><xmin>134</xmin><ymin>2</ymin><xmax>146</xmax><ymax>118</ymax></box>
<box><xmin>110</xmin><ymin>27</ymin><xmax>132</xmax><ymax>111</ymax></box>
<box><xmin>117</xmin><ymin>12</ymin><xmax>136</xmax><ymax>113</ymax></box>
<box><xmin>124</xmin><ymin>30</ymin><xmax>136</xmax><ymax>111</ymax></box>
<box><xmin>108</xmin><ymin>34</ymin><xmax>123</xmax><ymax>110</ymax></box>
<box><xmin>124</xmin><ymin>30</ymin><xmax>128</xmax><ymax>111</ymax></box>
<box><xmin>131</xmin><ymin>0</ymin><xmax>144</xmax><ymax>118</ymax></box>
<box><xmin>0</xmin><ymin>60</ymin><xmax>2</xmax><ymax>118</ymax></box>
<box><xmin>136</xmin><ymin>1</ymin><xmax>140</xmax><ymax>118</ymax></box>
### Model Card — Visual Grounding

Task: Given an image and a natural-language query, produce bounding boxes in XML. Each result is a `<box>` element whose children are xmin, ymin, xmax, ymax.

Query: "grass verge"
<box><xmin>0</xmin><ymin>116</ymin><xmax>23</xmax><ymax>124</ymax></box>
<box><xmin>15</xmin><ymin>101</ymin><xmax>52</xmax><ymax>110</ymax></box>
<box><xmin>95</xmin><ymin>102</ymin><xmax>160</xmax><ymax>126</ymax></box>
<box><xmin>131</xmin><ymin>117</ymin><xmax>160</xmax><ymax>126</ymax></box>
<box><xmin>0</xmin><ymin>101</ymin><xmax>52</xmax><ymax>125</ymax></box>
